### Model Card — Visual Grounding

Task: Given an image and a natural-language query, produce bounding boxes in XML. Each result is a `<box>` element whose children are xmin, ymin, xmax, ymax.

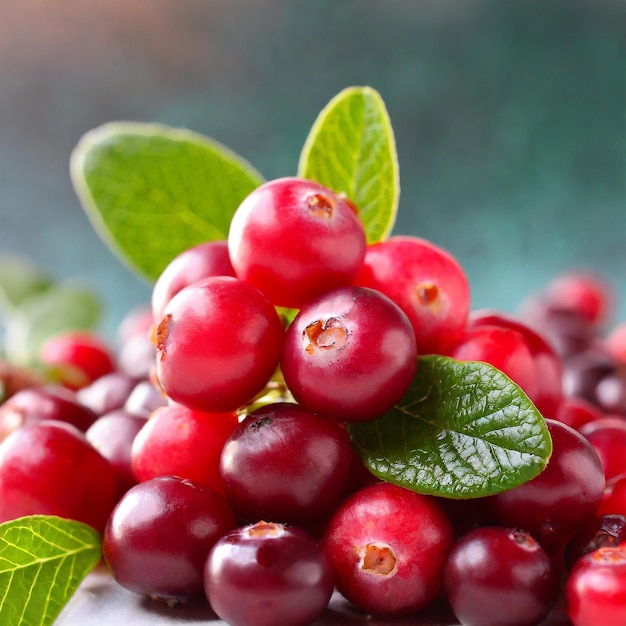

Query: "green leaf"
<box><xmin>298</xmin><ymin>86</ymin><xmax>399</xmax><ymax>244</ymax></box>
<box><xmin>0</xmin><ymin>255</ymin><xmax>53</xmax><ymax>317</ymax></box>
<box><xmin>4</xmin><ymin>282</ymin><xmax>102</xmax><ymax>366</ymax></box>
<box><xmin>349</xmin><ymin>355</ymin><xmax>552</xmax><ymax>499</ymax></box>
<box><xmin>0</xmin><ymin>515</ymin><xmax>101</xmax><ymax>626</ymax></box>
<box><xmin>70</xmin><ymin>122</ymin><xmax>264</xmax><ymax>282</ymax></box>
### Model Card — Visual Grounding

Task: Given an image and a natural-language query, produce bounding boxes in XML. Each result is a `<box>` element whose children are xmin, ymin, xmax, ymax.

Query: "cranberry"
<box><xmin>449</xmin><ymin>324</ymin><xmax>538</xmax><ymax>402</ymax></box>
<box><xmin>323</xmin><ymin>482</ymin><xmax>454</xmax><ymax>615</ymax></box>
<box><xmin>444</xmin><ymin>526</ymin><xmax>558</xmax><ymax>626</ymax></box>
<box><xmin>154</xmin><ymin>276</ymin><xmax>284</xmax><ymax>413</ymax></box>
<box><xmin>564</xmin><ymin>514</ymin><xmax>626</xmax><ymax>570</ymax></box>
<box><xmin>555</xmin><ymin>396</ymin><xmax>605</xmax><ymax>431</ymax></box>
<box><xmin>599</xmin><ymin>475</ymin><xmax>626</xmax><ymax>517</ymax></box>
<box><xmin>486</xmin><ymin>418</ymin><xmax>605</xmax><ymax>552</ymax></box>
<box><xmin>86</xmin><ymin>410</ymin><xmax>147</xmax><ymax>496</ymax></box>
<box><xmin>103</xmin><ymin>475</ymin><xmax>236</xmax><ymax>603</ymax></box>
<box><xmin>76</xmin><ymin>371</ymin><xmax>139</xmax><ymax>416</ymax></box>
<box><xmin>228</xmin><ymin>177</ymin><xmax>366</xmax><ymax>309</ymax></box>
<box><xmin>151</xmin><ymin>240</ymin><xmax>235</xmax><ymax>323</ymax></box>
<box><xmin>606</xmin><ymin>321</ymin><xmax>626</xmax><ymax>365</ymax></box>
<box><xmin>116</xmin><ymin>304</ymin><xmax>153</xmax><ymax>344</ymax></box>
<box><xmin>594</xmin><ymin>371</ymin><xmax>626</xmax><ymax>416</ymax></box>
<box><xmin>355</xmin><ymin>235</ymin><xmax>470</xmax><ymax>355</ymax></box>
<box><xmin>0</xmin><ymin>421</ymin><xmax>117</xmax><ymax>532</ymax></box>
<box><xmin>281</xmin><ymin>286</ymin><xmax>417</xmax><ymax>422</ymax></box>
<box><xmin>39</xmin><ymin>330</ymin><xmax>116</xmax><ymax>389</ymax></box>
<box><xmin>566</xmin><ymin>546</ymin><xmax>626</xmax><ymax>626</ymax></box>
<box><xmin>220</xmin><ymin>402</ymin><xmax>354</xmax><ymax>527</ymax></box>
<box><xmin>123</xmin><ymin>379</ymin><xmax>167</xmax><ymax>418</ymax></box>
<box><xmin>580</xmin><ymin>417</ymin><xmax>626</xmax><ymax>483</ymax></box>
<box><xmin>562</xmin><ymin>348</ymin><xmax>617</xmax><ymax>406</ymax></box>
<box><xmin>205</xmin><ymin>521</ymin><xmax>334</xmax><ymax>626</ymax></box>
<box><xmin>0</xmin><ymin>384</ymin><xmax>97</xmax><ymax>440</ymax></box>
<box><xmin>468</xmin><ymin>309</ymin><xmax>563</xmax><ymax>417</ymax></box>
<box><xmin>132</xmin><ymin>404</ymin><xmax>238</xmax><ymax>495</ymax></box>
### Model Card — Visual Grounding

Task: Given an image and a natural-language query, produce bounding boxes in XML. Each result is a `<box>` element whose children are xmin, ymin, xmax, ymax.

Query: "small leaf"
<box><xmin>349</xmin><ymin>355</ymin><xmax>552</xmax><ymax>499</ymax></box>
<box><xmin>0</xmin><ymin>255</ymin><xmax>53</xmax><ymax>316</ymax></box>
<box><xmin>0</xmin><ymin>515</ymin><xmax>102</xmax><ymax>626</ymax></box>
<box><xmin>70</xmin><ymin>122</ymin><xmax>264</xmax><ymax>282</ymax></box>
<box><xmin>4</xmin><ymin>282</ymin><xmax>102</xmax><ymax>366</ymax></box>
<box><xmin>298</xmin><ymin>86</ymin><xmax>399</xmax><ymax>244</ymax></box>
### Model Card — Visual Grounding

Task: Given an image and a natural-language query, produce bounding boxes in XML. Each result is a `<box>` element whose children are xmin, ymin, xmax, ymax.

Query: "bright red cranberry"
<box><xmin>487</xmin><ymin>418</ymin><xmax>605</xmax><ymax>552</ymax></box>
<box><xmin>155</xmin><ymin>276</ymin><xmax>284</xmax><ymax>413</ymax></box>
<box><xmin>323</xmin><ymin>482</ymin><xmax>454</xmax><ymax>615</ymax></box>
<box><xmin>76</xmin><ymin>371</ymin><xmax>139</xmax><ymax>416</ymax></box>
<box><xmin>228</xmin><ymin>177</ymin><xmax>366</xmax><ymax>309</ymax></box>
<box><xmin>468</xmin><ymin>309</ymin><xmax>563</xmax><ymax>417</ymax></box>
<box><xmin>555</xmin><ymin>396</ymin><xmax>605</xmax><ymax>431</ymax></box>
<box><xmin>151</xmin><ymin>240</ymin><xmax>235</xmax><ymax>323</ymax></box>
<box><xmin>444</xmin><ymin>526</ymin><xmax>558</xmax><ymax>626</ymax></box>
<box><xmin>104</xmin><ymin>475</ymin><xmax>236</xmax><ymax>603</ymax></box>
<box><xmin>0</xmin><ymin>384</ymin><xmax>97</xmax><ymax>441</ymax></box>
<box><xmin>281</xmin><ymin>286</ymin><xmax>417</xmax><ymax>422</ymax></box>
<box><xmin>546</xmin><ymin>271</ymin><xmax>614</xmax><ymax>329</ymax></box>
<box><xmin>355</xmin><ymin>236</ymin><xmax>470</xmax><ymax>355</ymax></box>
<box><xmin>39</xmin><ymin>331</ymin><xmax>116</xmax><ymax>389</ymax></box>
<box><xmin>564</xmin><ymin>514</ymin><xmax>626</xmax><ymax>571</ymax></box>
<box><xmin>0</xmin><ymin>421</ymin><xmax>118</xmax><ymax>532</ymax></box>
<box><xmin>580</xmin><ymin>417</ymin><xmax>626</xmax><ymax>483</ymax></box>
<box><xmin>205</xmin><ymin>521</ymin><xmax>335</xmax><ymax>626</ymax></box>
<box><xmin>449</xmin><ymin>324</ymin><xmax>539</xmax><ymax>401</ymax></box>
<box><xmin>132</xmin><ymin>404</ymin><xmax>238</xmax><ymax>495</ymax></box>
<box><xmin>220</xmin><ymin>402</ymin><xmax>354</xmax><ymax>527</ymax></box>
<box><xmin>599</xmin><ymin>475</ymin><xmax>626</xmax><ymax>517</ymax></box>
<box><xmin>86</xmin><ymin>410</ymin><xmax>147</xmax><ymax>496</ymax></box>
<box><xmin>566</xmin><ymin>546</ymin><xmax>626</xmax><ymax>626</ymax></box>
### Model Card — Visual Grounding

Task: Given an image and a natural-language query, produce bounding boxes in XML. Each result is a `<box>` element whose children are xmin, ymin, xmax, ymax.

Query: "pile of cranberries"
<box><xmin>1</xmin><ymin>176</ymin><xmax>626</xmax><ymax>626</ymax></box>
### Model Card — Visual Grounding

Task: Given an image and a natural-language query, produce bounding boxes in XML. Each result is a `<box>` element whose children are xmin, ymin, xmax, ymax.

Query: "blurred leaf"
<box><xmin>4</xmin><ymin>282</ymin><xmax>102</xmax><ymax>366</ymax></box>
<box><xmin>0</xmin><ymin>255</ymin><xmax>53</xmax><ymax>317</ymax></box>
<box><xmin>70</xmin><ymin>122</ymin><xmax>264</xmax><ymax>283</ymax></box>
<box><xmin>0</xmin><ymin>516</ymin><xmax>101</xmax><ymax>626</ymax></box>
<box><xmin>298</xmin><ymin>86</ymin><xmax>399</xmax><ymax>243</ymax></box>
<box><xmin>350</xmin><ymin>355</ymin><xmax>552</xmax><ymax>499</ymax></box>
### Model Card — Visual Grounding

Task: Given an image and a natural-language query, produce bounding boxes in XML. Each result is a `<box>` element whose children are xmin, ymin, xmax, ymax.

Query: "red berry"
<box><xmin>0</xmin><ymin>421</ymin><xmax>118</xmax><ymax>532</ymax></box>
<box><xmin>228</xmin><ymin>177</ymin><xmax>366</xmax><ymax>309</ymax></box>
<box><xmin>154</xmin><ymin>276</ymin><xmax>284</xmax><ymax>413</ymax></box>
<box><xmin>566</xmin><ymin>546</ymin><xmax>626</xmax><ymax>626</ymax></box>
<box><xmin>323</xmin><ymin>482</ymin><xmax>454</xmax><ymax>615</ymax></box>
<box><xmin>355</xmin><ymin>235</ymin><xmax>470</xmax><ymax>355</ymax></box>
<box><xmin>205</xmin><ymin>521</ymin><xmax>335</xmax><ymax>626</ymax></box>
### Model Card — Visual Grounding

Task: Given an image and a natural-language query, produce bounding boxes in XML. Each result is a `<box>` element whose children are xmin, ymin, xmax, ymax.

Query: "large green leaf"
<box><xmin>350</xmin><ymin>355</ymin><xmax>552</xmax><ymax>499</ymax></box>
<box><xmin>70</xmin><ymin>122</ymin><xmax>264</xmax><ymax>282</ymax></box>
<box><xmin>0</xmin><ymin>516</ymin><xmax>101</xmax><ymax>626</ymax></box>
<box><xmin>298</xmin><ymin>86</ymin><xmax>399</xmax><ymax>243</ymax></box>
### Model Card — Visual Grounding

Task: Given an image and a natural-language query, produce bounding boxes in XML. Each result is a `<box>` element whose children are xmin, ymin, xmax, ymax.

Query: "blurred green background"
<box><xmin>1</xmin><ymin>0</ymin><xmax>624</xmax><ymax>337</ymax></box>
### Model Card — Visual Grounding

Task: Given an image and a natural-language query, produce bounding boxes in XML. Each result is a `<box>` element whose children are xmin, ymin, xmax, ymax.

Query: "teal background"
<box><xmin>0</xmin><ymin>0</ymin><xmax>624</xmax><ymax>336</ymax></box>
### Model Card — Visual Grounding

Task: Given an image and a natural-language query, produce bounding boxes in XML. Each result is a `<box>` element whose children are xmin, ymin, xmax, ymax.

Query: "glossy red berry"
<box><xmin>0</xmin><ymin>421</ymin><xmax>118</xmax><ymax>532</ymax></box>
<box><xmin>228</xmin><ymin>177</ymin><xmax>366</xmax><ymax>309</ymax></box>
<box><xmin>323</xmin><ymin>482</ymin><xmax>454</xmax><ymax>615</ymax></box>
<box><xmin>154</xmin><ymin>276</ymin><xmax>284</xmax><ymax>413</ymax></box>
<box><xmin>580</xmin><ymin>417</ymin><xmax>626</xmax><ymax>483</ymax></box>
<box><xmin>220</xmin><ymin>402</ymin><xmax>354</xmax><ymax>527</ymax></box>
<box><xmin>566</xmin><ymin>545</ymin><xmax>626</xmax><ymax>626</ymax></box>
<box><xmin>103</xmin><ymin>475</ymin><xmax>236</xmax><ymax>603</ymax></box>
<box><xmin>205</xmin><ymin>521</ymin><xmax>335</xmax><ymax>626</ymax></box>
<box><xmin>354</xmin><ymin>235</ymin><xmax>470</xmax><ymax>355</ymax></box>
<box><xmin>132</xmin><ymin>404</ymin><xmax>239</xmax><ymax>495</ymax></box>
<box><xmin>39</xmin><ymin>330</ymin><xmax>116</xmax><ymax>389</ymax></box>
<box><xmin>281</xmin><ymin>286</ymin><xmax>417</xmax><ymax>422</ymax></box>
<box><xmin>444</xmin><ymin>526</ymin><xmax>558</xmax><ymax>626</ymax></box>
<box><xmin>151</xmin><ymin>240</ymin><xmax>235</xmax><ymax>323</ymax></box>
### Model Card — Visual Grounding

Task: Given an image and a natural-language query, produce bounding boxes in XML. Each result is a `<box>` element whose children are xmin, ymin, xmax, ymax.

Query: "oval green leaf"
<box><xmin>70</xmin><ymin>122</ymin><xmax>264</xmax><ymax>283</ymax></box>
<box><xmin>0</xmin><ymin>515</ymin><xmax>102</xmax><ymax>626</ymax></box>
<box><xmin>0</xmin><ymin>254</ymin><xmax>53</xmax><ymax>317</ymax></box>
<box><xmin>4</xmin><ymin>281</ymin><xmax>102</xmax><ymax>366</ymax></box>
<box><xmin>349</xmin><ymin>355</ymin><xmax>553</xmax><ymax>499</ymax></box>
<box><xmin>297</xmin><ymin>86</ymin><xmax>399</xmax><ymax>243</ymax></box>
